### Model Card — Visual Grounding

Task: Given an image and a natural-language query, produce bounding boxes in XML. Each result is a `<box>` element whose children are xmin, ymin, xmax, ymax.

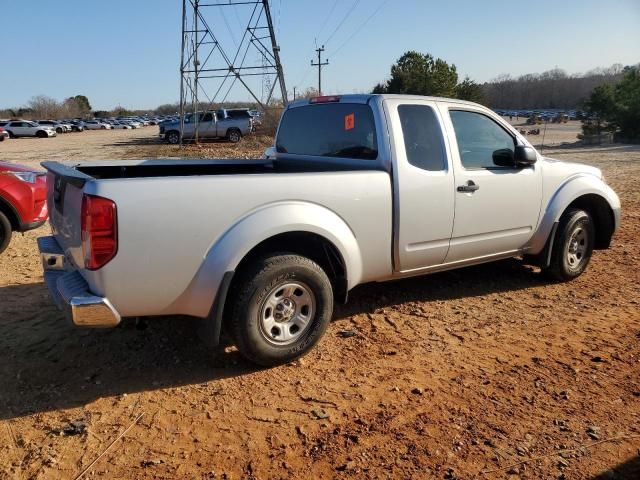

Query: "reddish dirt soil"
<box><xmin>0</xmin><ymin>128</ymin><xmax>638</xmax><ymax>479</ymax></box>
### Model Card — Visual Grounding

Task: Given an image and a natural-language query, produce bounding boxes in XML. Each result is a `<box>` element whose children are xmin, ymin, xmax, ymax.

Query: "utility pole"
<box><xmin>293</xmin><ymin>86</ymin><xmax>297</xmax><ymax>100</ymax></box>
<box><xmin>311</xmin><ymin>46</ymin><xmax>328</xmax><ymax>95</ymax></box>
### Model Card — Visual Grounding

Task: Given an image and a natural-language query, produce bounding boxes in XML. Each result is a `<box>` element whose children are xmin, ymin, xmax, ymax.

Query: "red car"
<box><xmin>0</xmin><ymin>127</ymin><xmax>9</xmax><ymax>141</ymax></box>
<box><xmin>0</xmin><ymin>161</ymin><xmax>48</xmax><ymax>253</ymax></box>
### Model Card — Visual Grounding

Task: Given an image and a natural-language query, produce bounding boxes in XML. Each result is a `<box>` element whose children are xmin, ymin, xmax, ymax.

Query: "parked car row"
<box><xmin>0</xmin><ymin>115</ymin><xmax>166</xmax><ymax>141</ymax></box>
<box><xmin>494</xmin><ymin>109</ymin><xmax>585</xmax><ymax>122</ymax></box>
<box><xmin>0</xmin><ymin>111</ymin><xmax>262</xmax><ymax>143</ymax></box>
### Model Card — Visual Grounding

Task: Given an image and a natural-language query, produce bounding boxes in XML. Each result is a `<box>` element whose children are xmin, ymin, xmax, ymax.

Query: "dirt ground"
<box><xmin>0</xmin><ymin>125</ymin><xmax>638</xmax><ymax>479</ymax></box>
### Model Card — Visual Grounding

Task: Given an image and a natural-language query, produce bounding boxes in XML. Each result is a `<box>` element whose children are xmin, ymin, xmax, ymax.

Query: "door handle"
<box><xmin>457</xmin><ymin>180</ymin><xmax>479</xmax><ymax>193</ymax></box>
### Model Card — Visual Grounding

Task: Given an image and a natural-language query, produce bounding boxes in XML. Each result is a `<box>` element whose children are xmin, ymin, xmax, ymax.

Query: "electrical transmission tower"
<box><xmin>179</xmin><ymin>0</ymin><xmax>288</xmax><ymax>144</ymax></box>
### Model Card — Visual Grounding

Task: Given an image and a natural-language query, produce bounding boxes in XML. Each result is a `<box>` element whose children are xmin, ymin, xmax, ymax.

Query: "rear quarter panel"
<box><xmin>83</xmin><ymin>170</ymin><xmax>393</xmax><ymax>318</ymax></box>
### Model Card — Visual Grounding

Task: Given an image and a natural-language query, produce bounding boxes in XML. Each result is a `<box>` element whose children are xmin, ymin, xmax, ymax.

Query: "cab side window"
<box><xmin>398</xmin><ymin>105</ymin><xmax>446</xmax><ymax>171</ymax></box>
<box><xmin>450</xmin><ymin>110</ymin><xmax>516</xmax><ymax>169</ymax></box>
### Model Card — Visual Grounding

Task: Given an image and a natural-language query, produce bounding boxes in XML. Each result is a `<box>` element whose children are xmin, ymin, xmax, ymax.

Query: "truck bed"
<box><xmin>44</xmin><ymin>158</ymin><xmax>387</xmax><ymax>182</ymax></box>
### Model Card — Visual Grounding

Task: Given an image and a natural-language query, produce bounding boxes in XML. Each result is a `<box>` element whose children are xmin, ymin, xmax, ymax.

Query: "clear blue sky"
<box><xmin>1</xmin><ymin>0</ymin><xmax>638</xmax><ymax>110</ymax></box>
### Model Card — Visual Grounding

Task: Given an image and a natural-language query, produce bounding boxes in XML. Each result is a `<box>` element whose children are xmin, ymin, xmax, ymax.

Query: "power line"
<box><xmin>315</xmin><ymin>0</ymin><xmax>340</xmax><ymax>41</ymax></box>
<box><xmin>220</xmin><ymin>7</ymin><xmax>238</xmax><ymax>47</ymax></box>
<box><xmin>329</xmin><ymin>0</ymin><xmax>390</xmax><ymax>59</ymax></box>
<box><xmin>323</xmin><ymin>0</ymin><xmax>362</xmax><ymax>46</ymax></box>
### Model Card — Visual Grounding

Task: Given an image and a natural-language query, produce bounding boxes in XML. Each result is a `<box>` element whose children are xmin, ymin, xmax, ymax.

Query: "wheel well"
<box><xmin>566</xmin><ymin>194</ymin><xmax>615</xmax><ymax>249</ymax></box>
<box><xmin>0</xmin><ymin>197</ymin><xmax>20</xmax><ymax>230</ymax></box>
<box><xmin>231</xmin><ymin>231</ymin><xmax>347</xmax><ymax>299</ymax></box>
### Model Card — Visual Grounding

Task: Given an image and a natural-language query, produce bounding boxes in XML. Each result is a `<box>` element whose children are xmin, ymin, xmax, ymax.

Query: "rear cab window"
<box><xmin>397</xmin><ymin>104</ymin><xmax>446</xmax><ymax>171</ymax></box>
<box><xmin>276</xmin><ymin>103</ymin><xmax>378</xmax><ymax>160</ymax></box>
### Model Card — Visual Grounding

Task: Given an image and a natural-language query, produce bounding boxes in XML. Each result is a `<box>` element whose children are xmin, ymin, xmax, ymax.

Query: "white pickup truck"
<box><xmin>38</xmin><ymin>94</ymin><xmax>620</xmax><ymax>366</ymax></box>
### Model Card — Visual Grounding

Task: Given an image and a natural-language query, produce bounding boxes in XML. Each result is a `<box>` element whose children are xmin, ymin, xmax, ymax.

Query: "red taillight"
<box><xmin>81</xmin><ymin>194</ymin><xmax>117</xmax><ymax>270</ymax></box>
<box><xmin>309</xmin><ymin>95</ymin><xmax>341</xmax><ymax>104</ymax></box>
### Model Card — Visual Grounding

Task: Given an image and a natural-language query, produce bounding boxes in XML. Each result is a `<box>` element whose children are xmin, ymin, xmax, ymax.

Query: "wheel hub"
<box><xmin>275</xmin><ymin>298</ymin><xmax>296</xmax><ymax>322</ymax></box>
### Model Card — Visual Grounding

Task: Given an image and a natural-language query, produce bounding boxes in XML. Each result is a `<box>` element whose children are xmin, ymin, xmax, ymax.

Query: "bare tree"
<box><xmin>28</xmin><ymin>95</ymin><xmax>61</xmax><ymax>119</ymax></box>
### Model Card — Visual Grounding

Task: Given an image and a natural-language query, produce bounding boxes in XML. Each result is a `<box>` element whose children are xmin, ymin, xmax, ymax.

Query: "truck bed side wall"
<box><xmin>82</xmin><ymin>171</ymin><xmax>393</xmax><ymax>318</ymax></box>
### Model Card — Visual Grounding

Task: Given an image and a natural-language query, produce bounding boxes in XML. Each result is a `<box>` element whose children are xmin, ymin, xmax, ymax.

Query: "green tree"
<box><xmin>373</xmin><ymin>51</ymin><xmax>488</xmax><ymax>104</ymax></box>
<box><xmin>73</xmin><ymin>95</ymin><xmax>92</xmax><ymax>115</ymax></box>
<box><xmin>455</xmin><ymin>77</ymin><xmax>485</xmax><ymax>103</ymax></box>
<box><xmin>611</xmin><ymin>68</ymin><xmax>640</xmax><ymax>139</ymax></box>
<box><xmin>583</xmin><ymin>68</ymin><xmax>640</xmax><ymax>139</ymax></box>
<box><xmin>583</xmin><ymin>84</ymin><xmax>615</xmax><ymax>134</ymax></box>
<box><xmin>375</xmin><ymin>51</ymin><xmax>459</xmax><ymax>97</ymax></box>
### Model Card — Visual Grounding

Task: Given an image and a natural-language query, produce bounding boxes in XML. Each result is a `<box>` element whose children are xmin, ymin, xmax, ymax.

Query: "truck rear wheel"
<box><xmin>229</xmin><ymin>253</ymin><xmax>334</xmax><ymax>366</ymax></box>
<box><xmin>166</xmin><ymin>131</ymin><xmax>180</xmax><ymax>145</ymax></box>
<box><xmin>227</xmin><ymin>128</ymin><xmax>241</xmax><ymax>143</ymax></box>
<box><xmin>0</xmin><ymin>211</ymin><xmax>12</xmax><ymax>254</ymax></box>
<box><xmin>544</xmin><ymin>208</ymin><xmax>594</xmax><ymax>281</ymax></box>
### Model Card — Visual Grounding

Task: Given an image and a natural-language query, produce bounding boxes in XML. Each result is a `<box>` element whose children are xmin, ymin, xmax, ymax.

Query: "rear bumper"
<box><xmin>38</xmin><ymin>236</ymin><xmax>121</xmax><ymax>327</ymax></box>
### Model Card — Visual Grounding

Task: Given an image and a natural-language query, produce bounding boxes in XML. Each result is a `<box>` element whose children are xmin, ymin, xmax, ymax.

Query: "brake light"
<box><xmin>81</xmin><ymin>194</ymin><xmax>117</xmax><ymax>270</ymax></box>
<box><xmin>309</xmin><ymin>95</ymin><xmax>341</xmax><ymax>104</ymax></box>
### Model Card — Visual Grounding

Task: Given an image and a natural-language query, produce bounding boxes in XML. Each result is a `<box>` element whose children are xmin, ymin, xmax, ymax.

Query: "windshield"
<box><xmin>276</xmin><ymin>103</ymin><xmax>378</xmax><ymax>160</ymax></box>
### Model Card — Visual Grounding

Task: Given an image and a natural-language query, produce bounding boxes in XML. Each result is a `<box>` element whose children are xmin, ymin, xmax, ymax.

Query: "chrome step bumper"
<box><xmin>38</xmin><ymin>236</ymin><xmax>121</xmax><ymax>327</ymax></box>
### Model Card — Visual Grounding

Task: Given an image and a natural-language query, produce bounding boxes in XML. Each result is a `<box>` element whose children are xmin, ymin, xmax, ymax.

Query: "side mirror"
<box><xmin>492</xmin><ymin>148</ymin><xmax>515</xmax><ymax>167</ymax></box>
<box><xmin>514</xmin><ymin>145</ymin><xmax>537</xmax><ymax>167</ymax></box>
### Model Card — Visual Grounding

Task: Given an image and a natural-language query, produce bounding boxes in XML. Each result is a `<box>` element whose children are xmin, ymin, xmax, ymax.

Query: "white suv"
<box><xmin>0</xmin><ymin>120</ymin><xmax>56</xmax><ymax>138</ymax></box>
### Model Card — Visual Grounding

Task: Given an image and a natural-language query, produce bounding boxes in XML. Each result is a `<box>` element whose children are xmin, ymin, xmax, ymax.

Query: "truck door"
<box><xmin>386</xmin><ymin>99</ymin><xmax>455</xmax><ymax>271</ymax></box>
<box><xmin>438</xmin><ymin>104</ymin><xmax>543</xmax><ymax>263</ymax></box>
<box><xmin>199</xmin><ymin>112</ymin><xmax>215</xmax><ymax>138</ymax></box>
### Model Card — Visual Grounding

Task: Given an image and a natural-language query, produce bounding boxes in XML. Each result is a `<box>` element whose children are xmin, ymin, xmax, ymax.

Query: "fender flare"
<box><xmin>526</xmin><ymin>173</ymin><xmax>620</xmax><ymax>254</ymax></box>
<box><xmin>171</xmin><ymin>201</ymin><xmax>364</xmax><ymax>320</ymax></box>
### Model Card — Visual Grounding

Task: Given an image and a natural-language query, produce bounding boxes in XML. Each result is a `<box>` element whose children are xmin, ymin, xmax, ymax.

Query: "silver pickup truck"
<box><xmin>38</xmin><ymin>94</ymin><xmax>620</xmax><ymax>366</ymax></box>
<box><xmin>159</xmin><ymin>109</ymin><xmax>252</xmax><ymax>144</ymax></box>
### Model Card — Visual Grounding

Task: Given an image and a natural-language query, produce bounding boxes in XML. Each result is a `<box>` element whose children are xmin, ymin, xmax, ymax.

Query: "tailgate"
<box><xmin>42</xmin><ymin>162</ymin><xmax>94</xmax><ymax>269</ymax></box>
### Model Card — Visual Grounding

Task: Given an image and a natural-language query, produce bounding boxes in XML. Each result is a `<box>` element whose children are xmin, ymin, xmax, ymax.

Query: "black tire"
<box><xmin>0</xmin><ymin>135</ymin><xmax>5</xmax><ymax>142</ymax></box>
<box><xmin>36</xmin><ymin>130</ymin><xmax>48</xmax><ymax>138</ymax></box>
<box><xmin>101</xmin><ymin>126</ymin><xmax>106</xmax><ymax>130</ymax></box>
<box><xmin>229</xmin><ymin>253</ymin><xmax>334</xmax><ymax>366</ymax></box>
<box><xmin>227</xmin><ymin>128</ymin><xmax>241</xmax><ymax>143</ymax></box>
<box><xmin>8</xmin><ymin>131</ymin><xmax>15</xmax><ymax>139</ymax></box>
<box><xmin>544</xmin><ymin>208</ymin><xmax>595</xmax><ymax>281</ymax></box>
<box><xmin>0</xmin><ymin>211</ymin><xmax>12</xmax><ymax>255</ymax></box>
<box><xmin>56</xmin><ymin>127</ymin><xmax>63</xmax><ymax>134</ymax></box>
<box><xmin>166</xmin><ymin>130</ymin><xmax>180</xmax><ymax>145</ymax></box>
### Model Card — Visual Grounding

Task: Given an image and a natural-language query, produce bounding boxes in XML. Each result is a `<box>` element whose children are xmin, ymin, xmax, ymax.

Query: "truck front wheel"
<box><xmin>229</xmin><ymin>254</ymin><xmax>334</xmax><ymax>366</ymax></box>
<box><xmin>544</xmin><ymin>208</ymin><xmax>594</xmax><ymax>281</ymax></box>
<box><xmin>0</xmin><ymin>211</ymin><xmax>12</xmax><ymax>254</ymax></box>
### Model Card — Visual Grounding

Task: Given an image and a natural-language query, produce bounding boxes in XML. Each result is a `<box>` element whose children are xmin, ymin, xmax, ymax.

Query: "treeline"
<box><xmin>482</xmin><ymin>63</ymin><xmax>638</xmax><ymax>109</ymax></box>
<box><xmin>0</xmin><ymin>95</ymin><xmax>92</xmax><ymax>120</ymax></box>
<box><xmin>0</xmin><ymin>94</ymin><xmax>263</xmax><ymax>120</ymax></box>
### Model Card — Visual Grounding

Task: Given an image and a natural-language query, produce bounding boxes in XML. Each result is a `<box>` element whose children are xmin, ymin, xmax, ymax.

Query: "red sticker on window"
<box><xmin>344</xmin><ymin>113</ymin><xmax>355</xmax><ymax>131</ymax></box>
